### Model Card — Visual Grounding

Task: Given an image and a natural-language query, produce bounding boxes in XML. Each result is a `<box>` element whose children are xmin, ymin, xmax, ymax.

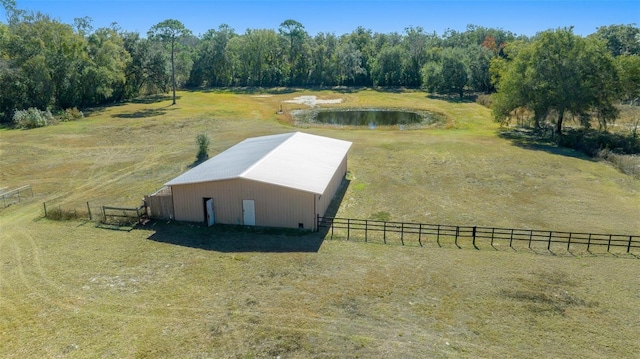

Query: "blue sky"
<box><xmin>5</xmin><ymin>1</ymin><xmax>640</xmax><ymax>37</ymax></box>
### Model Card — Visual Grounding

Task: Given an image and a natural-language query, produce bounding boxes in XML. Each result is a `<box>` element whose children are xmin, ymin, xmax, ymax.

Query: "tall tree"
<box><xmin>278</xmin><ymin>19</ymin><xmax>309</xmax><ymax>85</ymax></box>
<box><xmin>148</xmin><ymin>19</ymin><xmax>191</xmax><ymax>105</ymax></box>
<box><xmin>422</xmin><ymin>48</ymin><xmax>468</xmax><ymax>98</ymax></box>
<box><xmin>593</xmin><ymin>24</ymin><xmax>640</xmax><ymax>56</ymax></box>
<box><xmin>492</xmin><ymin>28</ymin><xmax>619</xmax><ymax>134</ymax></box>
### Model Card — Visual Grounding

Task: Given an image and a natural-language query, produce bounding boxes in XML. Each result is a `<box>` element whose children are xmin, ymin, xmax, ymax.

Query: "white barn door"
<box><xmin>242</xmin><ymin>199</ymin><xmax>255</xmax><ymax>226</ymax></box>
<box><xmin>205</xmin><ymin>198</ymin><xmax>215</xmax><ymax>226</ymax></box>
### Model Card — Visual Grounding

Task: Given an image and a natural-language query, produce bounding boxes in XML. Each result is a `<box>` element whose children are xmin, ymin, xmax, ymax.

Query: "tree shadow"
<box><xmin>189</xmin><ymin>87</ymin><xmax>297</xmax><ymax>95</ymax></box>
<box><xmin>128</xmin><ymin>94</ymin><xmax>177</xmax><ymax>104</ymax></box>
<box><xmin>111</xmin><ymin>108</ymin><xmax>168</xmax><ymax>119</ymax></box>
<box><xmin>498</xmin><ymin>128</ymin><xmax>595</xmax><ymax>161</ymax></box>
<box><xmin>426</xmin><ymin>93</ymin><xmax>474</xmax><ymax>103</ymax></box>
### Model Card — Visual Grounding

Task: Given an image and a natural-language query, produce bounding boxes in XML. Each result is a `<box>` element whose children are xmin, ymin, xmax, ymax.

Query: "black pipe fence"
<box><xmin>317</xmin><ymin>216</ymin><xmax>640</xmax><ymax>254</ymax></box>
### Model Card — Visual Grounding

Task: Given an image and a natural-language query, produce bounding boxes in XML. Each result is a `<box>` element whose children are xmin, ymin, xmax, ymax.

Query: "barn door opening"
<box><xmin>203</xmin><ymin>198</ymin><xmax>214</xmax><ymax>226</ymax></box>
<box><xmin>242</xmin><ymin>199</ymin><xmax>255</xmax><ymax>226</ymax></box>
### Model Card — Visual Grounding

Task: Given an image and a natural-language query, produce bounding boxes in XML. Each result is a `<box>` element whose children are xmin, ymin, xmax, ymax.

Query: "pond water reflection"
<box><xmin>293</xmin><ymin>109</ymin><xmax>443</xmax><ymax>129</ymax></box>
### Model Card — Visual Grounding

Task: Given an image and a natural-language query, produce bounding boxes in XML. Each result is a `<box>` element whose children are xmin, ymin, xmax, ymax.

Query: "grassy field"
<box><xmin>1</xmin><ymin>89</ymin><xmax>639</xmax><ymax>358</ymax></box>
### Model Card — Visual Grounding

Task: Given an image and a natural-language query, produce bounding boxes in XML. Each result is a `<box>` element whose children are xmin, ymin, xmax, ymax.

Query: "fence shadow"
<box><xmin>141</xmin><ymin>220</ymin><xmax>324</xmax><ymax>253</ymax></box>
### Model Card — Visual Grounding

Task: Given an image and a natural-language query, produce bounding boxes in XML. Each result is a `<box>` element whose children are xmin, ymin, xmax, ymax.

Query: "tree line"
<box><xmin>0</xmin><ymin>1</ymin><xmax>638</xmax><ymax>133</ymax></box>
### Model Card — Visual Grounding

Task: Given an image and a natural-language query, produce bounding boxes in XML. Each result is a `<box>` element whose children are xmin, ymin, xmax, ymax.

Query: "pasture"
<box><xmin>1</xmin><ymin>89</ymin><xmax>639</xmax><ymax>358</ymax></box>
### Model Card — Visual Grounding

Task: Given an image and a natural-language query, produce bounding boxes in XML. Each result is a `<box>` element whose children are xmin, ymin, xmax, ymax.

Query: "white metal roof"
<box><xmin>165</xmin><ymin>132</ymin><xmax>352</xmax><ymax>194</ymax></box>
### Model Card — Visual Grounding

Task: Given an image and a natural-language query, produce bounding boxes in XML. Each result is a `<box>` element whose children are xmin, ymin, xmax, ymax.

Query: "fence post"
<box><xmin>418</xmin><ymin>223</ymin><xmax>422</xmax><ymax>247</ymax></box>
<box><xmin>365</xmin><ymin>220</ymin><xmax>368</xmax><ymax>243</ymax></box>
<box><xmin>627</xmin><ymin>236</ymin><xmax>633</xmax><ymax>253</ymax></box>
<box><xmin>347</xmin><ymin>218</ymin><xmax>350</xmax><ymax>240</ymax></box>
<box><xmin>567</xmin><ymin>233</ymin><xmax>572</xmax><ymax>251</ymax></box>
<box><xmin>509</xmin><ymin>229</ymin><xmax>514</xmax><ymax>248</ymax></box>
<box><xmin>547</xmin><ymin>231</ymin><xmax>552</xmax><ymax>251</ymax></box>
<box><xmin>102</xmin><ymin>206</ymin><xmax>106</xmax><ymax>222</ymax></box>
<box><xmin>87</xmin><ymin>202</ymin><xmax>92</xmax><ymax>221</ymax></box>
<box><xmin>587</xmin><ymin>234</ymin><xmax>591</xmax><ymax>252</ymax></box>
<box><xmin>383</xmin><ymin>222</ymin><xmax>387</xmax><ymax>244</ymax></box>
<box><xmin>455</xmin><ymin>226</ymin><xmax>460</xmax><ymax>249</ymax></box>
<box><xmin>490</xmin><ymin>228</ymin><xmax>495</xmax><ymax>247</ymax></box>
<box><xmin>331</xmin><ymin>218</ymin><xmax>334</xmax><ymax>239</ymax></box>
<box><xmin>607</xmin><ymin>234</ymin><xmax>612</xmax><ymax>252</ymax></box>
<box><xmin>43</xmin><ymin>202</ymin><xmax>47</xmax><ymax>217</ymax></box>
<box><xmin>437</xmin><ymin>225</ymin><xmax>441</xmax><ymax>247</ymax></box>
<box><xmin>401</xmin><ymin>223</ymin><xmax>404</xmax><ymax>246</ymax></box>
<box><xmin>472</xmin><ymin>226</ymin><xmax>478</xmax><ymax>250</ymax></box>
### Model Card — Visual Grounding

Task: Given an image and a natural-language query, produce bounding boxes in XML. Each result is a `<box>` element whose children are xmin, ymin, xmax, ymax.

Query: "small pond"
<box><xmin>293</xmin><ymin>108</ymin><xmax>444</xmax><ymax>129</ymax></box>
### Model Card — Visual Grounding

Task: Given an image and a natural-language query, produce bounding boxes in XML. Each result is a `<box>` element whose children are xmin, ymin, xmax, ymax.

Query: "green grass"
<box><xmin>1</xmin><ymin>89</ymin><xmax>639</xmax><ymax>358</ymax></box>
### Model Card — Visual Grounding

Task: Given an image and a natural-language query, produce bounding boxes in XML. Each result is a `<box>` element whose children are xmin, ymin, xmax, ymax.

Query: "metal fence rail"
<box><xmin>1</xmin><ymin>185</ymin><xmax>33</xmax><ymax>207</ymax></box>
<box><xmin>318</xmin><ymin>216</ymin><xmax>640</xmax><ymax>254</ymax></box>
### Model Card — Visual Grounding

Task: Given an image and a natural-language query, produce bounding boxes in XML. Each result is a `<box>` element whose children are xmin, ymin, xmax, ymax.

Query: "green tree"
<box><xmin>593</xmin><ymin>24</ymin><xmax>640</xmax><ymax>56</ymax></box>
<box><xmin>80</xmin><ymin>27</ymin><xmax>130</xmax><ymax>104</ymax></box>
<box><xmin>279</xmin><ymin>19</ymin><xmax>310</xmax><ymax>85</ymax></box>
<box><xmin>371</xmin><ymin>44</ymin><xmax>407</xmax><ymax>86</ymax></box>
<box><xmin>309</xmin><ymin>32</ymin><xmax>338</xmax><ymax>86</ymax></box>
<box><xmin>492</xmin><ymin>28</ymin><xmax>619</xmax><ymax>134</ymax></box>
<box><xmin>334</xmin><ymin>42</ymin><xmax>365</xmax><ymax>86</ymax></box>
<box><xmin>422</xmin><ymin>48</ymin><xmax>468</xmax><ymax>98</ymax></box>
<box><xmin>148</xmin><ymin>19</ymin><xmax>191</xmax><ymax>105</ymax></box>
<box><xmin>615</xmin><ymin>54</ymin><xmax>640</xmax><ymax>104</ymax></box>
<box><xmin>190</xmin><ymin>24</ymin><xmax>236</xmax><ymax>87</ymax></box>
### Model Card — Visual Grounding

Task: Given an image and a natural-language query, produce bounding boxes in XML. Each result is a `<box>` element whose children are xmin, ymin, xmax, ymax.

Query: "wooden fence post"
<box><xmin>607</xmin><ymin>234</ymin><xmax>612</xmax><ymax>252</ymax></box>
<box><xmin>418</xmin><ymin>223</ymin><xmax>422</xmax><ymax>247</ymax></box>
<box><xmin>627</xmin><ymin>236</ymin><xmax>633</xmax><ymax>253</ymax></box>
<box><xmin>587</xmin><ymin>234</ymin><xmax>591</xmax><ymax>252</ymax></box>
<box><xmin>528</xmin><ymin>230</ymin><xmax>533</xmax><ymax>249</ymax></box>
<box><xmin>436</xmin><ymin>225</ymin><xmax>441</xmax><ymax>247</ymax></box>
<box><xmin>401</xmin><ymin>223</ymin><xmax>404</xmax><ymax>246</ymax></box>
<box><xmin>87</xmin><ymin>202</ymin><xmax>92</xmax><ymax>221</ymax></box>
<box><xmin>455</xmin><ymin>226</ymin><xmax>460</xmax><ymax>249</ymax></box>
<box><xmin>547</xmin><ymin>231</ymin><xmax>552</xmax><ymax>251</ymax></box>
<box><xmin>567</xmin><ymin>233</ymin><xmax>572</xmax><ymax>251</ymax></box>
<box><xmin>43</xmin><ymin>202</ymin><xmax>47</xmax><ymax>217</ymax></box>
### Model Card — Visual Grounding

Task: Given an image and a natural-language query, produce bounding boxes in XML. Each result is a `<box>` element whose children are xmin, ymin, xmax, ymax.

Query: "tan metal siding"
<box><xmin>317</xmin><ymin>155</ymin><xmax>348</xmax><ymax>219</ymax></box>
<box><xmin>170</xmin><ymin>179</ymin><xmax>316</xmax><ymax>229</ymax></box>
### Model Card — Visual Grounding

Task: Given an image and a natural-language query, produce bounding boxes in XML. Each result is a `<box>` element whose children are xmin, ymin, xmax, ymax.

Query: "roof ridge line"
<box><xmin>238</xmin><ymin>132</ymin><xmax>300</xmax><ymax>178</ymax></box>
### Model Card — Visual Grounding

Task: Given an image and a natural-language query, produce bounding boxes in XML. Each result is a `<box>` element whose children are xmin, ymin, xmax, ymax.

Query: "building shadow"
<box><xmin>316</xmin><ymin>177</ymin><xmax>351</xmax><ymax>238</ymax></box>
<box><xmin>140</xmin><ymin>220</ymin><xmax>324</xmax><ymax>253</ymax></box>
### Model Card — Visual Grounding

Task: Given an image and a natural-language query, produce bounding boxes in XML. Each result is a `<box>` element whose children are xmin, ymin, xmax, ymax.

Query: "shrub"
<box><xmin>58</xmin><ymin>107</ymin><xmax>84</xmax><ymax>122</ymax></box>
<box><xmin>598</xmin><ymin>149</ymin><xmax>640</xmax><ymax>179</ymax></box>
<box><xmin>196</xmin><ymin>133</ymin><xmax>211</xmax><ymax>163</ymax></box>
<box><xmin>475</xmin><ymin>93</ymin><xmax>493</xmax><ymax>108</ymax></box>
<box><xmin>13</xmin><ymin>108</ymin><xmax>54</xmax><ymax>129</ymax></box>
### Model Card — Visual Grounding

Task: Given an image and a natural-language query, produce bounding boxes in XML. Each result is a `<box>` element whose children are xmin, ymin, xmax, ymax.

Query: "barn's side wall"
<box><xmin>170</xmin><ymin>179</ymin><xmax>316</xmax><ymax>229</ymax></box>
<box><xmin>317</xmin><ymin>154</ymin><xmax>348</xmax><ymax>220</ymax></box>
